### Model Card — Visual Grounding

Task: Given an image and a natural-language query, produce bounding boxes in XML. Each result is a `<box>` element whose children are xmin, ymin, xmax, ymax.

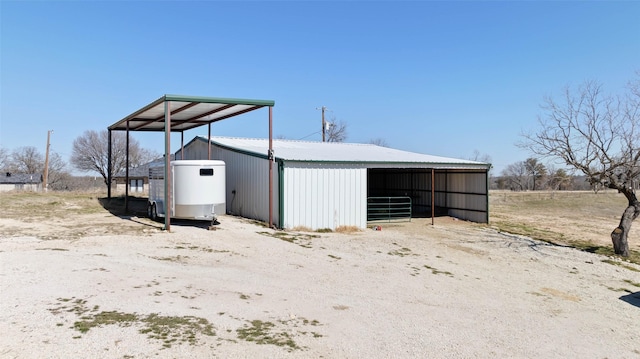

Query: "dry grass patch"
<box><xmin>236</xmin><ymin>317</ymin><xmax>323</xmax><ymax>352</ymax></box>
<box><xmin>290</xmin><ymin>226</ymin><xmax>313</xmax><ymax>232</ymax></box>
<box><xmin>490</xmin><ymin>190</ymin><xmax>640</xmax><ymax>265</ymax></box>
<box><xmin>0</xmin><ymin>191</ymin><xmax>104</xmax><ymax>217</ymax></box>
<box><xmin>0</xmin><ymin>191</ymin><xmax>155</xmax><ymax>239</ymax></box>
<box><xmin>539</xmin><ymin>287</ymin><xmax>581</xmax><ymax>302</ymax></box>
<box><xmin>257</xmin><ymin>231</ymin><xmax>319</xmax><ymax>249</ymax></box>
<box><xmin>49</xmin><ymin>297</ymin><xmax>215</xmax><ymax>348</ymax></box>
<box><xmin>335</xmin><ymin>225</ymin><xmax>360</xmax><ymax>233</ymax></box>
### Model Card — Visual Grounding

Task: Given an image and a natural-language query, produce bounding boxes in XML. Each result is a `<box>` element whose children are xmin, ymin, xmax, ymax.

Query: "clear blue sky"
<box><xmin>1</xmin><ymin>1</ymin><xmax>638</xmax><ymax>175</ymax></box>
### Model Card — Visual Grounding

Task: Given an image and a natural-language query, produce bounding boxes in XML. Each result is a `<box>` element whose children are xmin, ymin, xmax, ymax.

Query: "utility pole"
<box><xmin>43</xmin><ymin>130</ymin><xmax>53</xmax><ymax>192</ymax></box>
<box><xmin>316</xmin><ymin>106</ymin><xmax>327</xmax><ymax>142</ymax></box>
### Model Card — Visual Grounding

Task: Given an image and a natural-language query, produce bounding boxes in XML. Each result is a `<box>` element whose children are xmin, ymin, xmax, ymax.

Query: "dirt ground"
<box><xmin>1</xmin><ymin>192</ymin><xmax>640</xmax><ymax>358</ymax></box>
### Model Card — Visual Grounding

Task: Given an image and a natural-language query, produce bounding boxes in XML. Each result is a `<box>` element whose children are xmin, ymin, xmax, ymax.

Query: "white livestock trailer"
<box><xmin>147</xmin><ymin>160</ymin><xmax>225</xmax><ymax>224</ymax></box>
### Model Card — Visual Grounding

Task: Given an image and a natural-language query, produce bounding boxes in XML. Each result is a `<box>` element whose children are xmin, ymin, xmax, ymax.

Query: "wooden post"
<box><xmin>42</xmin><ymin>130</ymin><xmax>52</xmax><ymax>192</ymax></box>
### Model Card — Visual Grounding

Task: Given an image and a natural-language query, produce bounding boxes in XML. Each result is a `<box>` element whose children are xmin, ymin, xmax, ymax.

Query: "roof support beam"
<box><xmin>164</xmin><ymin>101</ymin><xmax>172</xmax><ymax>231</ymax></box>
<box><xmin>130</xmin><ymin>102</ymin><xmax>200</xmax><ymax>131</ymax></box>
<box><xmin>212</xmin><ymin>105</ymin><xmax>263</xmax><ymax>123</ymax></box>
<box><xmin>176</xmin><ymin>103</ymin><xmax>236</xmax><ymax>123</ymax></box>
<box><xmin>180</xmin><ymin>132</ymin><xmax>184</xmax><ymax>160</ymax></box>
<box><xmin>269</xmin><ymin>106</ymin><xmax>273</xmax><ymax>229</ymax></box>
<box><xmin>125</xmin><ymin>121</ymin><xmax>130</xmax><ymax>212</ymax></box>
<box><xmin>207</xmin><ymin>123</ymin><xmax>212</xmax><ymax>160</ymax></box>
<box><xmin>431</xmin><ymin>168</ymin><xmax>435</xmax><ymax>226</ymax></box>
<box><xmin>107</xmin><ymin>130</ymin><xmax>112</xmax><ymax>199</ymax></box>
<box><xmin>130</xmin><ymin>103</ymin><xmax>241</xmax><ymax>132</ymax></box>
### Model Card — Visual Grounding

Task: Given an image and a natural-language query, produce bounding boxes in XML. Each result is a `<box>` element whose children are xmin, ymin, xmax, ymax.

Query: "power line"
<box><xmin>298</xmin><ymin>130</ymin><xmax>321</xmax><ymax>140</ymax></box>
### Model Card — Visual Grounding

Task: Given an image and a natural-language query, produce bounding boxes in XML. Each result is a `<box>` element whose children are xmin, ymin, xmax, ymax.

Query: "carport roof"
<box><xmin>109</xmin><ymin>95</ymin><xmax>275</xmax><ymax>132</ymax></box>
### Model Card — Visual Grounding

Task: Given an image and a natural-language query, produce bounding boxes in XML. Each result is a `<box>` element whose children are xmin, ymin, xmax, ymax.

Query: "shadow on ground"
<box><xmin>98</xmin><ymin>196</ymin><xmax>217</xmax><ymax>230</ymax></box>
<box><xmin>98</xmin><ymin>196</ymin><xmax>149</xmax><ymax>217</ymax></box>
<box><xmin>620</xmin><ymin>292</ymin><xmax>640</xmax><ymax>308</ymax></box>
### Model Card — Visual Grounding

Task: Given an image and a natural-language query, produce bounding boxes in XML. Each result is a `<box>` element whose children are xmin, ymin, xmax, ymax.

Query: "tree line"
<box><xmin>0</xmin><ymin>130</ymin><xmax>158</xmax><ymax>191</ymax></box>
<box><xmin>494</xmin><ymin>157</ymin><xmax>585</xmax><ymax>192</ymax></box>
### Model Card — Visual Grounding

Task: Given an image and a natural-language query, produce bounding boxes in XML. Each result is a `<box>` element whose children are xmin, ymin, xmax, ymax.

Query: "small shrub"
<box><xmin>291</xmin><ymin>226</ymin><xmax>313</xmax><ymax>232</ymax></box>
<box><xmin>335</xmin><ymin>226</ymin><xmax>360</xmax><ymax>233</ymax></box>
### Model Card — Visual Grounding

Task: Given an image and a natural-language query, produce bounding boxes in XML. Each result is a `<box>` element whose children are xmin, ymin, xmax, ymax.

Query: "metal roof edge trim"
<box><xmin>164</xmin><ymin>94</ymin><xmax>275</xmax><ymax>107</ymax></box>
<box><xmin>282</xmin><ymin>160</ymin><xmax>490</xmax><ymax>168</ymax></box>
<box><xmin>207</xmin><ymin>137</ymin><xmax>274</xmax><ymax>161</ymax></box>
<box><xmin>183</xmin><ymin>136</ymin><xmax>205</xmax><ymax>150</ymax></box>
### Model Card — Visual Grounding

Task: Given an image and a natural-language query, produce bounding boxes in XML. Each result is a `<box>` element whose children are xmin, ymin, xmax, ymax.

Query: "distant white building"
<box><xmin>0</xmin><ymin>172</ymin><xmax>43</xmax><ymax>192</ymax></box>
<box><xmin>177</xmin><ymin>136</ymin><xmax>490</xmax><ymax>230</ymax></box>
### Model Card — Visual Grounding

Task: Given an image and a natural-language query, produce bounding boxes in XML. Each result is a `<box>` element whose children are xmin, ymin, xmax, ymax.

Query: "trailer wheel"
<box><xmin>148</xmin><ymin>203</ymin><xmax>158</xmax><ymax>221</ymax></box>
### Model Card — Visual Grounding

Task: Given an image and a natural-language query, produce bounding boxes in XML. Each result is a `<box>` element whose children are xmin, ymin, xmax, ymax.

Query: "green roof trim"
<box><xmin>200</xmin><ymin>137</ymin><xmax>272</xmax><ymax>161</ymax></box>
<box><xmin>163</xmin><ymin>94</ymin><xmax>275</xmax><ymax>107</ymax></box>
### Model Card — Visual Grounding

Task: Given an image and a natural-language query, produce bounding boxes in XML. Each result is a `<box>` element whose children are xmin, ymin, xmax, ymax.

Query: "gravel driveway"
<box><xmin>2</xmin><ymin>214</ymin><xmax>640</xmax><ymax>358</ymax></box>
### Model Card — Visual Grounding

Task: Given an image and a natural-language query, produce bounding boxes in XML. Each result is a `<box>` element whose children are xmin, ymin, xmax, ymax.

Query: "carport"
<box><xmin>107</xmin><ymin>95</ymin><xmax>275</xmax><ymax>231</ymax></box>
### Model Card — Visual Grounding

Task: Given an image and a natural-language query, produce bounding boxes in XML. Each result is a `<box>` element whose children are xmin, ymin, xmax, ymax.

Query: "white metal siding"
<box><xmin>219</xmin><ymin>150</ymin><xmax>276</xmax><ymax>224</ymax></box>
<box><xmin>180</xmin><ymin>139</ymin><xmax>280</xmax><ymax>225</ymax></box>
<box><xmin>283</xmin><ymin>163</ymin><xmax>367</xmax><ymax>230</ymax></box>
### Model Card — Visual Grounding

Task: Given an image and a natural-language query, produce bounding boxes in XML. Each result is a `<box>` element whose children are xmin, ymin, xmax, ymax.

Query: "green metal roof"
<box><xmin>108</xmin><ymin>94</ymin><xmax>275</xmax><ymax>132</ymax></box>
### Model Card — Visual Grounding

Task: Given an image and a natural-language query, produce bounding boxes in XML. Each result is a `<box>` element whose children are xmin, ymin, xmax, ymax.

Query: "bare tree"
<box><xmin>369</xmin><ymin>138</ymin><xmax>389</xmax><ymax>147</ymax></box>
<box><xmin>546</xmin><ymin>166</ymin><xmax>573</xmax><ymax>191</ymax></box>
<box><xmin>135</xmin><ymin>148</ymin><xmax>159</xmax><ymax>168</ymax></box>
<box><xmin>521</xmin><ymin>78</ymin><xmax>640</xmax><ymax>256</ymax></box>
<box><xmin>469</xmin><ymin>149</ymin><xmax>492</xmax><ymax>164</ymax></box>
<box><xmin>524</xmin><ymin>157</ymin><xmax>547</xmax><ymax>191</ymax></box>
<box><xmin>501</xmin><ymin>161</ymin><xmax>528</xmax><ymax>191</ymax></box>
<box><xmin>71</xmin><ymin>130</ymin><xmax>158</xmax><ymax>188</ymax></box>
<box><xmin>6</xmin><ymin>146</ymin><xmax>70</xmax><ymax>189</ymax></box>
<box><xmin>0</xmin><ymin>146</ymin><xmax>9</xmax><ymax>171</ymax></box>
<box><xmin>469</xmin><ymin>150</ymin><xmax>493</xmax><ymax>178</ymax></box>
<box><xmin>46</xmin><ymin>152</ymin><xmax>70</xmax><ymax>190</ymax></box>
<box><xmin>9</xmin><ymin>146</ymin><xmax>44</xmax><ymax>173</ymax></box>
<box><xmin>326</xmin><ymin>116</ymin><xmax>348</xmax><ymax>142</ymax></box>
